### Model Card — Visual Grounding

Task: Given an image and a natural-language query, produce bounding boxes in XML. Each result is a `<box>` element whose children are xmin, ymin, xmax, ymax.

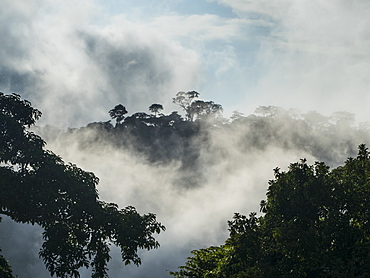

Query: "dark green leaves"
<box><xmin>0</xmin><ymin>93</ymin><xmax>165</xmax><ymax>277</ymax></box>
<box><xmin>0</xmin><ymin>249</ymin><xmax>15</xmax><ymax>278</ymax></box>
<box><xmin>171</xmin><ymin>145</ymin><xmax>370</xmax><ymax>277</ymax></box>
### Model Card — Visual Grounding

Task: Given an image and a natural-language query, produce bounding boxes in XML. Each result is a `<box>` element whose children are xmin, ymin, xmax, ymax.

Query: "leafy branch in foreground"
<box><xmin>0</xmin><ymin>92</ymin><xmax>165</xmax><ymax>278</ymax></box>
<box><xmin>171</xmin><ymin>145</ymin><xmax>370</xmax><ymax>277</ymax></box>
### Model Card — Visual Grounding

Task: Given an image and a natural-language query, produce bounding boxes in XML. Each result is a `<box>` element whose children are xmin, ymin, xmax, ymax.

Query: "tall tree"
<box><xmin>108</xmin><ymin>104</ymin><xmax>128</xmax><ymax>125</ymax></box>
<box><xmin>0</xmin><ymin>93</ymin><xmax>165</xmax><ymax>278</ymax></box>
<box><xmin>173</xmin><ymin>91</ymin><xmax>200</xmax><ymax>121</ymax></box>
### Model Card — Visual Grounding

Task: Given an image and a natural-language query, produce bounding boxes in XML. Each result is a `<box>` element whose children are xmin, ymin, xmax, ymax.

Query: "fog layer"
<box><xmin>3</xmin><ymin>108</ymin><xmax>368</xmax><ymax>277</ymax></box>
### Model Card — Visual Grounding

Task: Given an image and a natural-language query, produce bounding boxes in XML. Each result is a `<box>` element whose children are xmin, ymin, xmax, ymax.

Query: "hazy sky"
<box><xmin>1</xmin><ymin>0</ymin><xmax>369</xmax><ymax>127</ymax></box>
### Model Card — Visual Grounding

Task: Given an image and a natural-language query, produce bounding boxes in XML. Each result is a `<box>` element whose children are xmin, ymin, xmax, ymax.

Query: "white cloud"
<box><xmin>2</xmin><ymin>0</ymin><xmax>370</xmax><ymax>125</ymax></box>
<box><xmin>33</xmin><ymin>124</ymin><xmax>317</xmax><ymax>277</ymax></box>
<box><xmin>0</xmin><ymin>0</ymin><xmax>202</xmax><ymax>127</ymax></box>
<box><xmin>211</xmin><ymin>0</ymin><xmax>370</xmax><ymax>120</ymax></box>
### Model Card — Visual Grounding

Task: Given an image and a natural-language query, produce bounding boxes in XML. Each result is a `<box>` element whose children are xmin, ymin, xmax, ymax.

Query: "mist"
<box><xmin>0</xmin><ymin>0</ymin><xmax>201</xmax><ymax>127</ymax></box>
<box><xmin>1</xmin><ymin>0</ymin><xmax>370</xmax><ymax>277</ymax></box>
<box><xmin>4</xmin><ymin>110</ymin><xmax>370</xmax><ymax>277</ymax></box>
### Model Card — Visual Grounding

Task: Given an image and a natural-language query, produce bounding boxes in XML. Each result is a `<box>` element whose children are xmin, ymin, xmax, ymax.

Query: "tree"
<box><xmin>169</xmin><ymin>246</ymin><xmax>231</xmax><ymax>278</ymax></box>
<box><xmin>171</xmin><ymin>145</ymin><xmax>370</xmax><ymax>277</ymax></box>
<box><xmin>169</xmin><ymin>213</ymin><xmax>262</xmax><ymax>278</ymax></box>
<box><xmin>0</xmin><ymin>248</ymin><xmax>15</xmax><ymax>278</ymax></box>
<box><xmin>173</xmin><ymin>91</ymin><xmax>200</xmax><ymax>121</ymax></box>
<box><xmin>160</xmin><ymin>111</ymin><xmax>183</xmax><ymax>127</ymax></box>
<box><xmin>125</xmin><ymin>112</ymin><xmax>151</xmax><ymax>126</ymax></box>
<box><xmin>108</xmin><ymin>104</ymin><xmax>128</xmax><ymax>125</ymax></box>
<box><xmin>149</xmin><ymin>104</ymin><xmax>164</xmax><ymax>117</ymax></box>
<box><xmin>172</xmin><ymin>92</ymin><xmax>223</xmax><ymax>122</ymax></box>
<box><xmin>189</xmin><ymin>100</ymin><xmax>223</xmax><ymax>122</ymax></box>
<box><xmin>0</xmin><ymin>93</ymin><xmax>165</xmax><ymax>278</ymax></box>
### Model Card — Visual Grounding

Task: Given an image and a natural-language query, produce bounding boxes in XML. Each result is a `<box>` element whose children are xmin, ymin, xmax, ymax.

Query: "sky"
<box><xmin>1</xmin><ymin>1</ymin><xmax>370</xmax><ymax>277</ymax></box>
<box><xmin>1</xmin><ymin>0</ymin><xmax>369</xmax><ymax>127</ymax></box>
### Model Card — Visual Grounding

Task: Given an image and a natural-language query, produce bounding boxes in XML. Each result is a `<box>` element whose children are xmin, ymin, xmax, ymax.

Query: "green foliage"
<box><xmin>171</xmin><ymin>145</ymin><xmax>370</xmax><ymax>277</ymax></box>
<box><xmin>0</xmin><ymin>249</ymin><xmax>16</xmax><ymax>278</ymax></box>
<box><xmin>0</xmin><ymin>93</ymin><xmax>165</xmax><ymax>277</ymax></box>
<box><xmin>169</xmin><ymin>246</ymin><xmax>232</xmax><ymax>278</ymax></box>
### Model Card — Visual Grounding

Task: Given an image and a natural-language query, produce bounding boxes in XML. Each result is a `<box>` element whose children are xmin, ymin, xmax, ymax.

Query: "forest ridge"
<box><xmin>1</xmin><ymin>91</ymin><xmax>370</xmax><ymax>277</ymax></box>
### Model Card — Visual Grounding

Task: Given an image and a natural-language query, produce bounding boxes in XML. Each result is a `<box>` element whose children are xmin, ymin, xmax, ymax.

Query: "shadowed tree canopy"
<box><xmin>173</xmin><ymin>91</ymin><xmax>200</xmax><ymax>121</ymax></box>
<box><xmin>172</xmin><ymin>91</ymin><xmax>223</xmax><ymax>122</ymax></box>
<box><xmin>73</xmin><ymin>95</ymin><xmax>370</xmax><ymax>190</ymax></box>
<box><xmin>189</xmin><ymin>100</ymin><xmax>223</xmax><ymax>122</ymax></box>
<box><xmin>149</xmin><ymin>103</ymin><xmax>164</xmax><ymax>117</ymax></box>
<box><xmin>109</xmin><ymin>104</ymin><xmax>128</xmax><ymax>125</ymax></box>
<box><xmin>171</xmin><ymin>145</ymin><xmax>370</xmax><ymax>277</ymax></box>
<box><xmin>0</xmin><ymin>93</ymin><xmax>165</xmax><ymax>278</ymax></box>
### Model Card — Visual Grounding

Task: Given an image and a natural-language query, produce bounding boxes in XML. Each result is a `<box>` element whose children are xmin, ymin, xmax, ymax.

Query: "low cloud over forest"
<box><xmin>3</xmin><ymin>90</ymin><xmax>370</xmax><ymax>277</ymax></box>
<box><xmin>1</xmin><ymin>0</ymin><xmax>370</xmax><ymax>277</ymax></box>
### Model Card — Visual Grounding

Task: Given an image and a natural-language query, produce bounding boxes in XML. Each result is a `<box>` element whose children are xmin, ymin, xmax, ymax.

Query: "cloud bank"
<box><xmin>35</xmin><ymin>124</ymin><xmax>319</xmax><ymax>277</ymax></box>
<box><xmin>213</xmin><ymin>0</ymin><xmax>370</xmax><ymax>119</ymax></box>
<box><xmin>0</xmin><ymin>0</ymin><xmax>201</xmax><ymax>127</ymax></box>
<box><xmin>2</xmin><ymin>0</ymin><xmax>369</xmax><ymax>123</ymax></box>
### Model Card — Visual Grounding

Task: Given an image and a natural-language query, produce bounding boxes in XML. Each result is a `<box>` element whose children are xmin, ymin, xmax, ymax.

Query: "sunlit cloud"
<box><xmin>0</xmin><ymin>0</ymin><xmax>202</xmax><ymax>127</ymax></box>
<box><xmin>211</xmin><ymin>0</ymin><xmax>370</xmax><ymax>120</ymax></box>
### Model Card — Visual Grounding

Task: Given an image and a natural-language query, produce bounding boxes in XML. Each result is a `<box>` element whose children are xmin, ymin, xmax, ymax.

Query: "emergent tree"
<box><xmin>172</xmin><ymin>91</ymin><xmax>200</xmax><ymax>121</ymax></box>
<box><xmin>109</xmin><ymin>104</ymin><xmax>128</xmax><ymax>125</ymax></box>
<box><xmin>149</xmin><ymin>104</ymin><xmax>164</xmax><ymax>117</ymax></box>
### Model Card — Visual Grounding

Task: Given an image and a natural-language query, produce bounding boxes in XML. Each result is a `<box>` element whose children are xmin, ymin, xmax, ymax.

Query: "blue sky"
<box><xmin>96</xmin><ymin>0</ymin><xmax>236</xmax><ymax>18</ymax></box>
<box><xmin>1</xmin><ymin>0</ymin><xmax>370</xmax><ymax>126</ymax></box>
<box><xmin>91</xmin><ymin>0</ymin><xmax>273</xmax><ymax>110</ymax></box>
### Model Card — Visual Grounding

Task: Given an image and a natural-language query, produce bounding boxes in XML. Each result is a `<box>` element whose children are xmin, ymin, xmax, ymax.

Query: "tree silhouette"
<box><xmin>109</xmin><ymin>104</ymin><xmax>128</xmax><ymax>125</ymax></box>
<box><xmin>173</xmin><ymin>91</ymin><xmax>200</xmax><ymax>121</ymax></box>
<box><xmin>0</xmin><ymin>250</ymin><xmax>14</xmax><ymax>278</ymax></box>
<box><xmin>171</xmin><ymin>145</ymin><xmax>370</xmax><ymax>277</ymax></box>
<box><xmin>124</xmin><ymin>112</ymin><xmax>151</xmax><ymax>127</ymax></box>
<box><xmin>189</xmin><ymin>100</ymin><xmax>223</xmax><ymax>122</ymax></box>
<box><xmin>149</xmin><ymin>104</ymin><xmax>164</xmax><ymax>117</ymax></box>
<box><xmin>0</xmin><ymin>93</ymin><xmax>165</xmax><ymax>278</ymax></box>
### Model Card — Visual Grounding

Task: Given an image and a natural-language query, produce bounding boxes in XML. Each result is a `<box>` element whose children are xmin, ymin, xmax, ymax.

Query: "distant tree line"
<box><xmin>65</xmin><ymin>91</ymin><xmax>370</xmax><ymax>179</ymax></box>
<box><xmin>2</xmin><ymin>90</ymin><xmax>370</xmax><ymax>277</ymax></box>
<box><xmin>108</xmin><ymin>91</ymin><xmax>223</xmax><ymax>127</ymax></box>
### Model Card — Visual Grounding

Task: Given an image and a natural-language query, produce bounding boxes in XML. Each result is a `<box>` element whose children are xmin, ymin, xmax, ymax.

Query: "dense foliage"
<box><xmin>170</xmin><ymin>145</ymin><xmax>370</xmax><ymax>277</ymax></box>
<box><xmin>42</xmin><ymin>91</ymin><xmax>369</xmax><ymax>192</ymax></box>
<box><xmin>0</xmin><ymin>93</ymin><xmax>165</xmax><ymax>278</ymax></box>
<box><xmin>64</xmin><ymin>93</ymin><xmax>367</xmax><ymax>167</ymax></box>
<box><xmin>4</xmin><ymin>90</ymin><xmax>370</xmax><ymax>277</ymax></box>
